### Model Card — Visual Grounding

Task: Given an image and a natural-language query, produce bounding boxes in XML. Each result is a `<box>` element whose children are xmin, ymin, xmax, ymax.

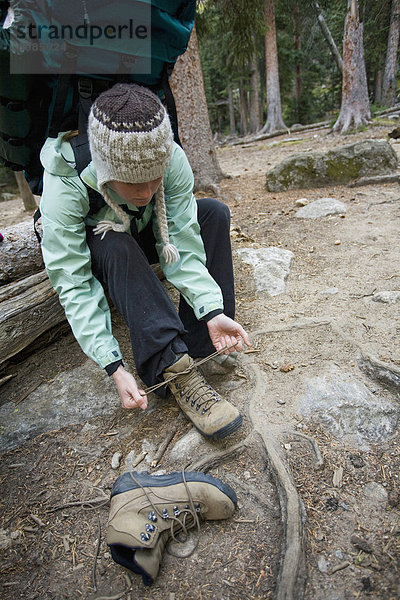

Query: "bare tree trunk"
<box><xmin>260</xmin><ymin>0</ymin><xmax>287</xmax><ymax>134</ymax></box>
<box><xmin>333</xmin><ymin>0</ymin><xmax>371</xmax><ymax>134</ymax></box>
<box><xmin>239</xmin><ymin>83</ymin><xmax>249</xmax><ymax>136</ymax></box>
<box><xmin>14</xmin><ymin>171</ymin><xmax>37</xmax><ymax>211</ymax></box>
<box><xmin>312</xmin><ymin>0</ymin><xmax>343</xmax><ymax>73</ymax></box>
<box><xmin>170</xmin><ymin>25</ymin><xmax>222</xmax><ymax>190</ymax></box>
<box><xmin>293</xmin><ymin>3</ymin><xmax>302</xmax><ymax>122</ymax></box>
<box><xmin>249</xmin><ymin>57</ymin><xmax>261</xmax><ymax>133</ymax></box>
<box><xmin>382</xmin><ymin>0</ymin><xmax>400</xmax><ymax>107</ymax></box>
<box><xmin>228</xmin><ymin>86</ymin><xmax>236</xmax><ymax>136</ymax></box>
<box><xmin>374</xmin><ymin>69</ymin><xmax>383</xmax><ymax>104</ymax></box>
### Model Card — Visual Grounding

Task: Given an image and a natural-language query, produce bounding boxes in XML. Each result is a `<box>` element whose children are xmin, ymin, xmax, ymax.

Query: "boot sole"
<box><xmin>111</xmin><ymin>470</ymin><xmax>237</xmax><ymax>508</ymax></box>
<box><xmin>202</xmin><ymin>412</ymin><xmax>243</xmax><ymax>439</ymax></box>
<box><xmin>181</xmin><ymin>411</ymin><xmax>243</xmax><ymax>440</ymax></box>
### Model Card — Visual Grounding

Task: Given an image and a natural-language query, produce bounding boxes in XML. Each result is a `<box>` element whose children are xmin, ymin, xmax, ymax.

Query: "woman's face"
<box><xmin>108</xmin><ymin>177</ymin><xmax>162</xmax><ymax>207</ymax></box>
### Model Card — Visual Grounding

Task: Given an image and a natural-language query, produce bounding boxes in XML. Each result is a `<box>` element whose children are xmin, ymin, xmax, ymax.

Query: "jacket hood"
<box><xmin>40</xmin><ymin>133</ymin><xmax>78</xmax><ymax>177</ymax></box>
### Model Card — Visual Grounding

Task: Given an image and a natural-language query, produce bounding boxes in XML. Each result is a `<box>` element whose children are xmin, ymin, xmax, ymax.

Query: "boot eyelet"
<box><xmin>196</xmin><ymin>404</ymin><xmax>200</xmax><ymax>411</ymax></box>
<box><xmin>145</xmin><ymin>523</ymin><xmax>155</xmax><ymax>533</ymax></box>
<box><xmin>202</xmin><ymin>408</ymin><xmax>207</xmax><ymax>414</ymax></box>
<box><xmin>176</xmin><ymin>383</ymin><xmax>180</xmax><ymax>390</ymax></box>
<box><xmin>191</xmin><ymin>400</ymin><xmax>196</xmax><ymax>407</ymax></box>
<box><xmin>162</xmin><ymin>509</ymin><xmax>169</xmax><ymax>519</ymax></box>
<box><xmin>180</xmin><ymin>390</ymin><xmax>185</xmax><ymax>397</ymax></box>
<box><xmin>148</xmin><ymin>511</ymin><xmax>157</xmax><ymax>522</ymax></box>
<box><xmin>195</xmin><ymin>503</ymin><xmax>201</xmax><ymax>512</ymax></box>
<box><xmin>173</xmin><ymin>506</ymin><xmax>180</xmax><ymax>516</ymax></box>
<box><xmin>141</xmin><ymin>532</ymin><xmax>151</xmax><ymax>542</ymax></box>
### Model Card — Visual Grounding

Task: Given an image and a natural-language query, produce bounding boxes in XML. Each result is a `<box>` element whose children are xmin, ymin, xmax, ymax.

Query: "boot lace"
<box><xmin>175</xmin><ymin>369</ymin><xmax>221</xmax><ymax>414</ymax></box>
<box><xmin>128</xmin><ymin>470</ymin><xmax>201</xmax><ymax>557</ymax></box>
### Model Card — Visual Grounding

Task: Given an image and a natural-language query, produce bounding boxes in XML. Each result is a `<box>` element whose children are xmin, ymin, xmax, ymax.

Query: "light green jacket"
<box><xmin>39</xmin><ymin>133</ymin><xmax>223</xmax><ymax>369</ymax></box>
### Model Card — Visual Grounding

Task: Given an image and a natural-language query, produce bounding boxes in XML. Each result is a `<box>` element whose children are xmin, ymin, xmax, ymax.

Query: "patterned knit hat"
<box><xmin>87</xmin><ymin>83</ymin><xmax>179</xmax><ymax>264</ymax></box>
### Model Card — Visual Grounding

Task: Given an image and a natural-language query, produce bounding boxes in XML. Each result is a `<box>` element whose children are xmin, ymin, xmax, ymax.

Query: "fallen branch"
<box><xmin>348</xmin><ymin>174</ymin><xmax>400</xmax><ymax>187</ymax></box>
<box><xmin>151</xmin><ymin>425</ymin><xmax>179</xmax><ymax>468</ymax></box>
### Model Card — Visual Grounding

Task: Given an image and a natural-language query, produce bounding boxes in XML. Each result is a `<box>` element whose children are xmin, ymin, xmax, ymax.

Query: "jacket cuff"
<box><xmin>105</xmin><ymin>360</ymin><xmax>123</xmax><ymax>376</ymax></box>
<box><xmin>201</xmin><ymin>308</ymin><xmax>224</xmax><ymax>323</ymax></box>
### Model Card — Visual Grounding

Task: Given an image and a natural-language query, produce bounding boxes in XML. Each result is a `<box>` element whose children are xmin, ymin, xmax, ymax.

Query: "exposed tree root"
<box><xmin>184</xmin><ymin>433</ymin><xmax>254</xmax><ymax>472</ymax></box>
<box><xmin>244</xmin><ymin>356</ymin><xmax>307</xmax><ymax>600</ymax></box>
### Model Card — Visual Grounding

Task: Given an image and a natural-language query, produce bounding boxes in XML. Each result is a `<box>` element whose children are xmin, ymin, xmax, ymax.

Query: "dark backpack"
<box><xmin>0</xmin><ymin>0</ymin><xmax>196</xmax><ymax>194</ymax></box>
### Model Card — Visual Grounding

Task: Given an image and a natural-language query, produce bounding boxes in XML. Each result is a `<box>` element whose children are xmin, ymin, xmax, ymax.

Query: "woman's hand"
<box><xmin>206</xmin><ymin>314</ymin><xmax>251</xmax><ymax>354</ymax></box>
<box><xmin>112</xmin><ymin>365</ymin><xmax>148</xmax><ymax>410</ymax></box>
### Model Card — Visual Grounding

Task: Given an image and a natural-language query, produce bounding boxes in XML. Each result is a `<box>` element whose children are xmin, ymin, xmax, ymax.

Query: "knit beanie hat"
<box><xmin>87</xmin><ymin>83</ymin><xmax>179</xmax><ymax>264</ymax></box>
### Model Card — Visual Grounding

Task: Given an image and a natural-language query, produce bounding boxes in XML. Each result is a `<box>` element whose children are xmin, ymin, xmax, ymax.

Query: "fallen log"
<box><xmin>0</xmin><ymin>221</ymin><xmax>44</xmax><ymax>285</ymax></box>
<box><xmin>0</xmin><ymin>270</ymin><xmax>66</xmax><ymax>367</ymax></box>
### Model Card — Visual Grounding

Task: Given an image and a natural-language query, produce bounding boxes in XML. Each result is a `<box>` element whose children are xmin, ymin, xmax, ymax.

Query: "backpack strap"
<box><xmin>69</xmin><ymin>133</ymin><xmax>106</xmax><ymax>215</ymax></box>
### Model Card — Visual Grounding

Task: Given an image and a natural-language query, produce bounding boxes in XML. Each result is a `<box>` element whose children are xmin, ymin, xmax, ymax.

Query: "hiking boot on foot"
<box><xmin>107</xmin><ymin>470</ymin><xmax>237</xmax><ymax>584</ymax></box>
<box><xmin>163</xmin><ymin>354</ymin><xmax>242</xmax><ymax>438</ymax></box>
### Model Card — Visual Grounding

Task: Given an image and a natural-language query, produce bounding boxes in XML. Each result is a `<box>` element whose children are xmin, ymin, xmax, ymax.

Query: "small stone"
<box><xmin>10</xmin><ymin>530</ymin><xmax>20</xmax><ymax>540</ymax></box>
<box><xmin>316</xmin><ymin>530</ymin><xmax>324</xmax><ymax>541</ymax></box>
<box><xmin>111</xmin><ymin>452</ymin><xmax>122</xmax><ymax>470</ymax></box>
<box><xmin>280</xmin><ymin>364</ymin><xmax>295</xmax><ymax>373</ymax></box>
<box><xmin>317</xmin><ymin>555</ymin><xmax>329</xmax><ymax>573</ymax></box>
<box><xmin>103</xmin><ymin>552</ymin><xmax>111</xmax><ymax>560</ymax></box>
<box><xmin>349</xmin><ymin>454</ymin><xmax>365</xmax><ymax>468</ymax></box>
<box><xmin>351</xmin><ymin>534</ymin><xmax>373</xmax><ymax>554</ymax></box>
<box><xmin>277</xmin><ymin>398</ymin><xmax>286</xmax><ymax>405</ymax></box>
<box><xmin>334</xmin><ymin>240</ymin><xmax>341</xmax><ymax>245</ymax></box>
<box><xmin>364</xmin><ymin>482</ymin><xmax>388</xmax><ymax>508</ymax></box>
<box><xmin>295</xmin><ymin>198</ymin><xmax>308</xmax><ymax>207</ymax></box>
<box><xmin>335</xmin><ymin>549</ymin><xmax>344</xmax><ymax>560</ymax></box>
<box><xmin>371</xmin><ymin>291</ymin><xmax>400</xmax><ymax>304</ymax></box>
<box><xmin>320</xmin><ymin>287</ymin><xmax>339</xmax><ymax>296</ymax></box>
<box><xmin>284</xmin><ymin>443</ymin><xmax>292</xmax><ymax>451</ymax></box>
<box><xmin>243</xmin><ymin>471</ymin><xmax>251</xmax><ymax>480</ymax></box>
<box><xmin>388</xmin><ymin>490</ymin><xmax>399</xmax><ymax>507</ymax></box>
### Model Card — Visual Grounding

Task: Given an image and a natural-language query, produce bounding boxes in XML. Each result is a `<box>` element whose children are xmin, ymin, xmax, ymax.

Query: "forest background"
<box><xmin>195</xmin><ymin>0</ymin><xmax>399</xmax><ymax>139</ymax></box>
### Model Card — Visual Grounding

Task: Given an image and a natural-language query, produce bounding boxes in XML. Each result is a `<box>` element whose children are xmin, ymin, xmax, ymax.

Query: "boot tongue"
<box><xmin>164</xmin><ymin>353</ymin><xmax>192</xmax><ymax>375</ymax></box>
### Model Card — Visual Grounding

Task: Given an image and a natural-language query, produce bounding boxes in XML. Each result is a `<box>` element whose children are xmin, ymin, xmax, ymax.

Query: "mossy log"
<box><xmin>0</xmin><ymin>270</ymin><xmax>66</xmax><ymax>367</ymax></box>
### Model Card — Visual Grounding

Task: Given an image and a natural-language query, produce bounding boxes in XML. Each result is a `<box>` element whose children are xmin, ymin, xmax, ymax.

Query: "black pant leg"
<box><xmin>178</xmin><ymin>198</ymin><xmax>235</xmax><ymax>357</ymax></box>
<box><xmin>86</xmin><ymin>227</ymin><xmax>187</xmax><ymax>397</ymax></box>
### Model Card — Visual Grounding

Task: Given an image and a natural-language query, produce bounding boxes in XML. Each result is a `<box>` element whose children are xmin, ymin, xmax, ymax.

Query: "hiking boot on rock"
<box><xmin>107</xmin><ymin>470</ymin><xmax>237</xmax><ymax>584</ymax></box>
<box><xmin>163</xmin><ymin>354</ymin><xmax>242</xmax><ymax>439</ymax></box>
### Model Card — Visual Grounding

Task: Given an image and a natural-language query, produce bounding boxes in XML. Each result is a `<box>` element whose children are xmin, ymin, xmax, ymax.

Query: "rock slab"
<box><xmin>297</xmin><ymin>368</ymin><xmax>399</xmax><ymax>449</ymax></box>
<box><xmin>237</xmin><ymin>246</ymin><xmax>294</xmax><ymax>296</ymax></box>
<box><xmin>0</xmin><ymin>360</ymin><xmax>119</xmax><ymax>453</ymax></box>
<box><xmin>266</xmin><ymin>140</ymin><xmax>398</xmax><ymax>192</ymax></box>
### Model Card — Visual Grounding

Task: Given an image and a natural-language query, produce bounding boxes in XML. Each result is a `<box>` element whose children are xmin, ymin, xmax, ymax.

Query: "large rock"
<box><xmin>0</xmin><ymin>360</ymin><xmax>119</xmax><ymax>453</ymax></box>
<box><xmin>266</xmin><ymin>140</ymin><xmax>398</xmax><ymax>192</ymax></box>
<box><xmin>236</xmin><ymin>247</ymin><xmax>294</xmax><ymax>296</ymax></box>
<box><xmin>297</xmin><ymin>368</ymin><xmax>399</xmax><ymax>449</ymax></box>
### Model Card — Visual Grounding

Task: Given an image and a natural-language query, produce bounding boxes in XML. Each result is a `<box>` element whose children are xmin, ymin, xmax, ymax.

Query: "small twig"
<box><xmin>92</xmin><ymin>515</ymin><xmax>102</xmax><ymax>593</ymax></box>
<box><xmin>205</xmin><ymin>557</ymin><xmax>237</xmax><ymax>574</ymax></box>
<box><xmin>0</xmin><ymin>374</ymin><xmax>15</xmax><ymax>387</ymax></box>
<box><xmin>46</xmin><ymin>496</ymin><xmax>109</xmax><ymax>513</ymax></box>
<box><xmin>287</xmin><ymin>430</ymin><xmax>324</xmax><ymax>470</ymax></box>
<box><xmin>29</xmin><ymin>513</ymin><xmax>46</xmax><ymax>527</ymax></box>
<box><xmin>131</xmin><ymin>451</ymin><xmax>147</xmax><ymax>468</ymax></box>
<box><xmin>329</xmin><ymin>561</ymin><xmax>350</xmax><ymax>575</ymax></box>
<box><xmin>151</xmin><ymin>425</ymin><xmax>179</xmax><ymax>468</ymax></box>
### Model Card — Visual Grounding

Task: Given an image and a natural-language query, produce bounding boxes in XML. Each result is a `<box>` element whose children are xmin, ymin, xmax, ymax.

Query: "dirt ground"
<box><xmin>0</xmin><ymin>124</ymin><xmax>399</xmax><ymax>599</ymax></box>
